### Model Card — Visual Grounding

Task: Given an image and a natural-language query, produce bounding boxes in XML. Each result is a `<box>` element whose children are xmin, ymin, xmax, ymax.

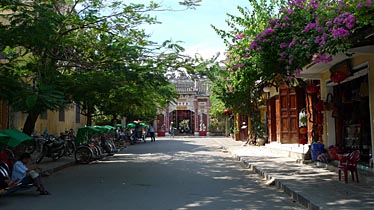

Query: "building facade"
<box><xmin>0</xmin><ymin>101</ymin><xmax>87</xmax><ymax>136</ymax></box>
<box><xmin>155</xmin><ymin>74</ymin><xmax>211</xmax><ymax>136</ymax></box>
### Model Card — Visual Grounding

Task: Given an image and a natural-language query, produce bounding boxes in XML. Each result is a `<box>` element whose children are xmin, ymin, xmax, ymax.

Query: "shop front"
<box><xmin>300</xmin><ymin>52</ymin><xmax>374</xmax><ymax>168</ymax></box>
<box><xmin>325</xmin><ymin>61</ymin><xmax>372</xmax><ymax>166</ymax></box>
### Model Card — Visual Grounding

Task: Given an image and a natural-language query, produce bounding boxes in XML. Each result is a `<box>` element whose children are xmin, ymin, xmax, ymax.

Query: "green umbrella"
<box><xmin>126</xmin><ymin>123</ymin><xmax>136</xmax><ymax>128</ymax></box>
<box><xmin>0</xmin><ymin>129</ymin><xmax>33</xmax><ymax>147</ymax></box>
<box><xmin>140</xmin><ymin>122</ymin><xmax>148</xmax><ymax>128</ymax></box>
<box><xmin>76</xmin><ymin>126</ymin><xmax>103</xmax><ymax>144</ymax></box>
<box><xmin>0</xmin><ymin>133</ymin><xmax>10</xmax><ymax>146</ymax></box>
<box><xmin>93</xmin><ymin>125</ymin><xmax>109</xmax><ymax>133</ymax></box>
<box><xmin>103</xmin><ymin>125</ymin><xmax>116</xmax><ymax>131</ymax></box>
<box><xmin>116</xmin><ymin>124</ymin><xmax>122</xmax><ymax>127</ymax></box>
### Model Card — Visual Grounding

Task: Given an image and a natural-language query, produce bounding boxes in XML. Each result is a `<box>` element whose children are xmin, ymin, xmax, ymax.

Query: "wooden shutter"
<box><xmin>279</xmin><ymin>88</ymin><xmax>299</xmax><ymax>143</ymax></box>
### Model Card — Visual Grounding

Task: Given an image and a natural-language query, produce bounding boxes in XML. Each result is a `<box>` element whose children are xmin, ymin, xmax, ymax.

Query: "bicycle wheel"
<box><xmin>94</xmin><ymin>145</ymin><xmax>104</xmax><ymax>159</ymax></box>
<box><xmin>51</xmin><ymin>149</ymin><xmax>64</xmax><ymax>161</ymax></box>
<box><xmin>36</xmin><ymin>149</ymin><xmax>45</xmax><ymax>164</ymax></box>
<box><xmin>64</xmin><ymin>141</ymin><xmax>75</xmax><ymax>156</ymax></box>
<box><xmin>75</xmin><ymin>146</ymin><xmax>93</xmax><ymax>164</ymax></box>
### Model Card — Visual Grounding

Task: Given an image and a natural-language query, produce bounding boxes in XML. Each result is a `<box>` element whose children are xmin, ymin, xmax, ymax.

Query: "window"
<box><xmin>59</xmin><ymin>108</ymin><xmax>65</xmax><ymax>122</ymax></box>
<box><xmin>40</xmin><ymin>111</ymin><xmax>48</xmax><ymax>120</ymax></box>
<box><xmin>75</xmin><ymin>105</ymin><xmax>81</xmax><ymax>123</ymax></box>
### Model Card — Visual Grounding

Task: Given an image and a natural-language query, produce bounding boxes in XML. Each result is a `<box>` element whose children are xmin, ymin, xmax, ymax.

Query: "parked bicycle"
<box><xmin>74</xmin><ymin>126</ymin><xmax>118</xmax><ymax>164</ymax></box>
<box><xmin>36</xmin><ymin>135</ymin><xmax>65</xmax><ymax>163</ymax></box>
<box><xmin>57</xmin><ymin>131</ymin><xmax>76</xmax><ymax>156</ymax></box>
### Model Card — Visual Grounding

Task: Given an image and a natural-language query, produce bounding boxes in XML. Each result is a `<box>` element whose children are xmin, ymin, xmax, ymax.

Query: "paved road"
<box><xmin>1</xmin><ymin>137</ymin><xmax>304</xmax><ymax>210</ymax></box>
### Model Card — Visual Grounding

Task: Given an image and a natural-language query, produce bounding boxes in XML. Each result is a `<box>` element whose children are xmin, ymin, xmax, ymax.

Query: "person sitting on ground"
<box><xmin>11</xmin><ymin>152</ymin><xmax>50</xmax><ymax>195</ymax></box>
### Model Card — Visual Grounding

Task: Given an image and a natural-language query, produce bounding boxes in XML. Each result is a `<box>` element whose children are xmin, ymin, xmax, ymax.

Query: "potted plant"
<box><xmin>254</xmin><ymin>121</ymin><xmax>267</xmax><ymax>146</ymax></box>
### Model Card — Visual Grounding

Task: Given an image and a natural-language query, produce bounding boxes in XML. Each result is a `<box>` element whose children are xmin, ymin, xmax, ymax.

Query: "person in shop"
<box><xmin>11</xmin><ymin>152</ymin><xmax>50</xmax><ymax>195</ymax></box>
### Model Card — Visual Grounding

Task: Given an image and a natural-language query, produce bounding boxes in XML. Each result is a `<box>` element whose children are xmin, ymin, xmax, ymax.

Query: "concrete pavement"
<box><xmin>10</xmin><ymin>136</ymin><xmax>374</xmax><ymax>210</ymax></box>
<box><xmin>209</xmin><ymin>137</ymin><xmax>374</xmax><ymax>210</ymax></box>
<box><xmin>1</xmin><ymin>137</ymin><xmax>304</xmax><ymax>210</ymax></box>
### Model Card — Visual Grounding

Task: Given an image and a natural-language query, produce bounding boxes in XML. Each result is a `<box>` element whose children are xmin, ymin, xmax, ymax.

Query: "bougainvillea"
<box><xmin>249</xmin><ymin>0</ymin><xmax>374</xmax><ymax>77</ymax></box>
<box><xmin>211</xmin><ymin>0</ymin><xmax>373</xmax><ymax>117</ymax></box>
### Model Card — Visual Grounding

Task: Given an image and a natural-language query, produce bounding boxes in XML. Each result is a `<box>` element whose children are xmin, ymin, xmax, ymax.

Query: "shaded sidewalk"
<box><xmin>212</xmin><ymin>137</ymin><xmax>374</xmax><ymax>210</ymax></box>
<box><xmin>32</xmin><ymin>155</ymin><xmax>76</xmax><ymax>177</ymax></box>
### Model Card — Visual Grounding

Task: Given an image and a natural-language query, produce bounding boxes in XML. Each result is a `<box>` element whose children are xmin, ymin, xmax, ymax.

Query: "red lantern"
<box><xmin>300</xmin><ymin>138</ymin><xmax>307</xmax><ymax>145</ymax></box>
<box><xmin>306</xmin><ymin>83</ymin><xmax>318</xmax><ymax>94</ymax></box>
<box><xmin>299</xmin><ymin>127</ymin><xmax>307</xmax><ymax>135</ymax></box>
<box><xmin>223</xmin><ymin>109</ymin><xmax>232</xmax><ymax>116</ymax></box>
<box><xmin>314</xmin><ymin>100</ymin><xmax>324</xmax><ymax>111</ymax></box>
<box><xmin>316</xmin><ymin>113</ymin><xmax>324</xmax><ymax>124</ymax></box>
<box><xmin>331</xmin><ymin>71</ymin><xmax>347</xmax><ymax>83</ymax></box>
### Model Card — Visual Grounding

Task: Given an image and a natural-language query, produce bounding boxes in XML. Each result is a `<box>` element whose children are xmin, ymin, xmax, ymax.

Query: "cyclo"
<box><xmin>0</xmin><ymin>129</ymin><xmax>35</xmax><ymax>194</ymax></box>
<box><xmin>74</xmin><ymin>126</ymin><xmax>117</xmax><ymax>164</ymax></box>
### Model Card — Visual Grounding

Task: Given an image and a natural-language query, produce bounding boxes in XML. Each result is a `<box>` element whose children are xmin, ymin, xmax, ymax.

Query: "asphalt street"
<box><xmin>0</xmin><ymin>137</ymin><xmax>305</xmax><ymax>210</ymax></box>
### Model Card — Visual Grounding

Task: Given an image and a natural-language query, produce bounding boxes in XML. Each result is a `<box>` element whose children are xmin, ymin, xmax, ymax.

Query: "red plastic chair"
<box><xmin>338</xmin><ymin>150</ymin><xmax>360</xmax><ymax>183</ymax></box>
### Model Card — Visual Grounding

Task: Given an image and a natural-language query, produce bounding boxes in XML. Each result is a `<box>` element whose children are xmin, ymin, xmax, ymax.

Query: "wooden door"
<box><xmin>267</xmin><ymin>97</ymin><xmax>277</xmax><ymax>141</ymax></box>
<box><xmin>279</xmin><ymin>88</ymin><xmax>299</xmax><ymax>143</ymax></box>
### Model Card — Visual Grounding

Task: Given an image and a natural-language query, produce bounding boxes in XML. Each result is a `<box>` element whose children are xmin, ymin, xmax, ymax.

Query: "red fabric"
<box><xmin>0</xmin><ymin>150</ymin><xmax>15</xmax><ymax>171</ymax></box>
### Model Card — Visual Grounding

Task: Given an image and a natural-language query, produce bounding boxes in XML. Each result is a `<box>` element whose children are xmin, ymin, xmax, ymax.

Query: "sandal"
<box><xmin>40</xmin><ymin>191</ymin><xmax>51</xmax><ymax>195</ymax></box>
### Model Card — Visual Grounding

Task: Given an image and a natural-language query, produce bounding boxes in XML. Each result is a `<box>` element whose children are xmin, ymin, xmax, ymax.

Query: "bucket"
<box><xmin>311</xmin><ymin>143</ymin><xmax>324</xmax><ymax>161</ymax></box>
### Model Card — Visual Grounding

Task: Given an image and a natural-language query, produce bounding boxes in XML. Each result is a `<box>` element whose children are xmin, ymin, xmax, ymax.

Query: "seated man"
<box><xmin>11</xmin><ymin>153</ymin><xmax>50</xmax><ymax>195</ymax></box>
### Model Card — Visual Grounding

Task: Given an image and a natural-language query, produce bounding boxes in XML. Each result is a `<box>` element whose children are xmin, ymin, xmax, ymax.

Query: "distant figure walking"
<box><xmin>169</xmin><ymin>122</ymin><xmax>175</xmax><ymax>138</ymax></box>
<box><xmin>149</xmin><ymin>124</ymin><xmax>156</xmax><ymax>142</ymax></box>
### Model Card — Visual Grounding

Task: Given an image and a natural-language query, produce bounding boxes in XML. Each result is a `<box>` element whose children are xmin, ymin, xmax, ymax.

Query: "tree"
<box><xmin>0</xmin><ymin>0</ymin><xmax>201</xmax><ymax>134</ymax></box>
<box><xmin>210</xmin><ymin>0</ymin><xmax>283</xmax><ymax>112</ymax></box>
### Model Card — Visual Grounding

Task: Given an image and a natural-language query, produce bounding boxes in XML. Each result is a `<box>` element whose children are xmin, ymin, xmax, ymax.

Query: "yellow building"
<box><xmin>8</xmin><ymin>104</ymin><xmax>87</xmax><ymax>136</ymax></box>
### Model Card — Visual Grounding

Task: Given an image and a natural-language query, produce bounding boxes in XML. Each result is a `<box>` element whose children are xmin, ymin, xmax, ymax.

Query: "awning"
<box><xmin>0</xmin><ymin>129</ymin><xmax>33</xmax><ymax>147</ymax></box>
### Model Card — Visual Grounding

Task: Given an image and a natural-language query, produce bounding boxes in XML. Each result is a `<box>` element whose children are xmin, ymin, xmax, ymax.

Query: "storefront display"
<box><xmin>333</xmin><ymin>75</ymin><xmax>371</xmax><ymax>165</ymax></box>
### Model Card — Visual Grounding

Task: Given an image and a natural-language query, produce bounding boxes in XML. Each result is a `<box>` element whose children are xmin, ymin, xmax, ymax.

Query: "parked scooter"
<box><xmin>36</xmin><ymin>136</ymin><xmax>65</xmax><ymax>163</ymax></box>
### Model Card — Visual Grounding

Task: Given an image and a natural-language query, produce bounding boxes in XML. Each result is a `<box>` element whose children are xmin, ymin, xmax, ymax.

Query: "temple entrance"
<box><xmin>169</xmin><ymin>110</ymin><xmax>195</xmax><ymax>135</ymax></box>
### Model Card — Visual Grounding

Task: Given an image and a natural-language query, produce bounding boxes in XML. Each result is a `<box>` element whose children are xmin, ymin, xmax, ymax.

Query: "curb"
<box><xmin>40</xmin><ymin>159</ymin><xmax>76</xmax><ymax>177</ymax></box>
<box><xmin>221</xmin><ymin>144</ymin><xmax>322</xmax><ymax>210</ymax></box>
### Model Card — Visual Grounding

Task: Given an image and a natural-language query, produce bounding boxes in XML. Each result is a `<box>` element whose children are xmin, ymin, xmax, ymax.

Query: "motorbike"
<box><xmin>36</xmin><ymin>136</ymin><xmax>65</xmax><ymax>163</ymax></box>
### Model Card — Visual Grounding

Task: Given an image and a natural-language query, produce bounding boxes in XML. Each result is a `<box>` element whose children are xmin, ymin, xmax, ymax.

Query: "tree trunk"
<box><xmin>247</xmin><ymin>114</ymin><xmax>253</xmax><ymax>140</ymax></box>
<box><xmin>23</xmin><ymin>112</ymin><xmax>39</xmax><ymax>135</ymax></box>
<box><xmin>225</xmin><ymin>116</ymin><xmax>229</xmax><ymax>137</ymax></box>
<box><xmin>86</xmin><ymin>106</ymin><xmax>93</xmax><ymax>126</ymax></box>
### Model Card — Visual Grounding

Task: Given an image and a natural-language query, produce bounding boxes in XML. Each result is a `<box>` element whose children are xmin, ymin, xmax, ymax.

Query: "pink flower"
<box><xmin>344</xmin><ymin>15</ymin><xmax>355</xmax><ymax>29</ymax></box>
<box><xmin>280</xmin><ymin>42</ymin><xmax>288</xmax><ymax>49</ymax></box>
<box><xmin>249</xmin><ymin>41</ymin><xmax>258</xmax><ymax>50</ymax></box>
<box><xmin>302</xmin><ymin>22</ymin><xmax>316</xmax><ymax>33</ymax></box>
<box><xmin>263</xmin><ymin>28</ymin><xmax>274</xmax><ymax>35</ymax></box>
<box><xmin>280</xmin><ymin>51</ymin><xmax>287</xmax><ymax>59</ymax></box>
<box><xmin>294</xmin><ymin>69</ymin><xmax>302</xmax><ymax>77</ymax></box>
<box><xmin>235</xmin><ymin>33</ymin><xmax>244</xmax><ymax>40</ymax></box>
<box><xmin>333</xmin><ymin>27</ymin><xmax>350</xmax><ymax>38</ymax></box>
<box><xmin>314</xmin><ymin>36</ymin><xmax>320</xmax><ymax>44</ymax></box>
<box><xmin>288</xmin><ymin>38</ymin><xmax>296</xmax><ymax>48</ymax></box>
<box><xmin>366</xmin><ymin>0</ymin><xmax>372</xmax><ymax>7</ymax></box>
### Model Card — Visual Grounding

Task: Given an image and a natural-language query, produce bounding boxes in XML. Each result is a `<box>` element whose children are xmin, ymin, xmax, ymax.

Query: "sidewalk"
<box><xmin>212</xmin><ymin>137</ymin><xmax>374</xmax><ymax>210</ymax></box>
<box><xmin>31</xmin><ymin>155</ymin><xmax>76</xmax><ymax>177</ymax></box>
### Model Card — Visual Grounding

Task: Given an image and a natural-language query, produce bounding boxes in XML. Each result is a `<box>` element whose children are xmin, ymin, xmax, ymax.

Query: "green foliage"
<box><xmin>208</xmin><ymin>0</ymin><xmax>285</xmax><ymax>115</ymax></box>
<box><xmin>0</xmin><ymin>0</ymin><xmax>201</xmax><ymax>130</ymax></box>
<box><xmin>209</xmin><ymin>94</ymin><xmax>225</xmax><ymax>118</ymax></box>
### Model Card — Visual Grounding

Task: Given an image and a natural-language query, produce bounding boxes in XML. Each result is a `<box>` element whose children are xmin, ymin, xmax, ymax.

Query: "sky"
<box><xmin>128</xmin><ymin>0</ymin><xmax>251</xmax><ymax>60</ymax></box>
